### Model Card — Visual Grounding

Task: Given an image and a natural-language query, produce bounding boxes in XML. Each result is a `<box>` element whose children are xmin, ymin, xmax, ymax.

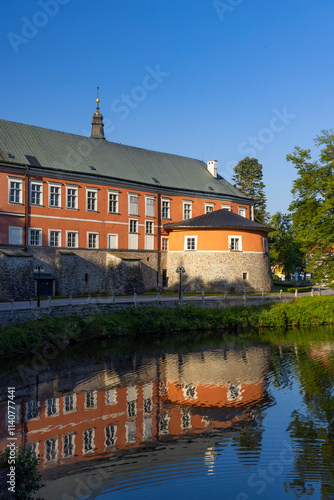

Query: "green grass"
<box><xmin>0</xmin><ymin>296</ymin><xmax>333</xmax><ymax>357</ymax></box>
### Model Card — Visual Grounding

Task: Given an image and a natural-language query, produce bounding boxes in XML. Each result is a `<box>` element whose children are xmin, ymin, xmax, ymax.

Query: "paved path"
<box><xmin>0</xmin><ymin>287</ymin><xmax>332</xmax><ymax>312</ymax></box>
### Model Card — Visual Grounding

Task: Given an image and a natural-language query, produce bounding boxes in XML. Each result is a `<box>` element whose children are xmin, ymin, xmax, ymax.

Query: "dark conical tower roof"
<box><xmin>90</xmin><ymin>87</ymin><xmax>105</xmax><ymax>140</ymax></box>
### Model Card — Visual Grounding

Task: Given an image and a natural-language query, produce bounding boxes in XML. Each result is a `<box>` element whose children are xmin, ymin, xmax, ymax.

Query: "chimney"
<box><xmin>207</xmin><ymin>160</ymin><xmax>217</xmax><ymax>178</ymax></box>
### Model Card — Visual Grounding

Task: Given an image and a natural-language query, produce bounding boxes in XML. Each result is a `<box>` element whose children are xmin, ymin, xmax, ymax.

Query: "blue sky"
<box><xmin>1</xmin><ymin>0</ymin><xmax>334</xmax><ymax>215</ymax></box>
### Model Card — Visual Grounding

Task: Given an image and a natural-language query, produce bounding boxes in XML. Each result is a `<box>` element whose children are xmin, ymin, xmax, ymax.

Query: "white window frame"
<box><xmin>66</xmin><ymin>185</ymin><xmax>78</xmax><ymax>210</ymax></box>
<box><xmin>45</xmin><ymin>398</ymin><xmax>59</xmax><ymax>418</ymax></box>
<box><xmin>87</xmin><ymin>232</ymin><xmax>99</xmax><ymax>249</ymax></box>
<box><xmin>62</xmin><ymin>433</ymin><xmax>76</xmax><ymax>458</ymax></box>
<box><xmin>83</xmin><ymin>428</ymin><xmax>95</xmax><ymax>454</ymax></box>
<box><xmin>66</xmin><ymin>231</ymin><xmax>78</xmax><ymax>248</ymax></box>
<box><xmin>86</xmin><ymin>187</ymin><xmax>98</xmax><ymax>212</ymax></box>
<box><xmin>30</xmin><ymin>180</ymin><xmax>43</xmax><ymax>206</ymax></box>
<box><xmin>183</xmin><ymin>201</ymin><xmax>193</xmax><ymax>220</ymax></box>
<box><xmin>128</xmin><ymin>193</ymin><xmax>139</xmax><ymax>216</ymax></box>
<box><xmin>145</xmin><ymin>220</ymin><xmax>154</xmax><ymax>234</ymax></box>
<box><xmin>161</xmin><ymin>237</ymin><xmax>168</xmax><ymax>251</ymax></box>
<box><xmin>145</xmin><ymin>196</ymin><xmax>155</xmax><ymax>218</ymax></box>
<box><xmin>229</xmin><ymin>235</ymin><xmax>242</xmax><ymax>252</ymax></box>
<box><xmin>63</xmin><ymin>394</ymin><xmax>77</xmax><ymax>414</ymax></box>
<box><xmin>9</xmin><ymin>226</ymin><xmax>23</xmax><ymax>245</ymax></box>
<box><xmin>238</xmin><ymin>206</ymin><xmax>247</xmax><ymax>218</ymax></box>
<box><xmin>129</xmin><ymin>219</ymin><xmax>138</xmax><ymax>234</ymax></box>
<box><xmin>108</xmin><ymin>190</ymin><xmax>119</xmax><ymax>214</ymax></box>
<box><xmin>29</xmin><ymin>228</ymin><xmax>42</xmax><ymax>246</ymax></box>
<box><xmin>184</xmin><ymin>235</ymin><xmax>197</xmax><ymax>251</ymax></box>
<box><xmin>85</xmin><ymin>390</ymin><xmax>98</xmax><ymax>409</ymax></box>
<box><xmin>221</xmin><ymin>204</ymin><xmax>231</xmax><ymax>211</ymax></box>
<box><xmin>49</xmin><ymin>182</ymin><xmax>62</xmax><ymax>208</ymax></box>
<box><xmin>49</xmin><ymin>229</ymin><xmax>62</xmax><ymax>247</ymax></box>
<box><xmin>205</xmin><ymin>203</ymin><xmax>214</xmax><ymax>213</ymax></box>
<box><xmin>8</xmin><ymin>177</ymin><xmax>23</xmax><ymax>204</ymax></box>
<box><xmin>161</xmin><ymin>198</ymin><xmax>171</xmax><ymax>219</ymax></box>
<box><xmin>44</xmin><ymin>437</ymin><xmax>59</xmax><ymax>463</ymax></box>
<box><xmin>108</xmin><ymin>233</ymin><xmax>118</xmax><ymax>249</ymax></box>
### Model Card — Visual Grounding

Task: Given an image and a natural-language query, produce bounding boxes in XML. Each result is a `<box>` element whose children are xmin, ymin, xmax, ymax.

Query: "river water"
<box><xmin>1</xmin><ymin>326</ymin><xmax>334</xmax><ymax>499</ymax></box>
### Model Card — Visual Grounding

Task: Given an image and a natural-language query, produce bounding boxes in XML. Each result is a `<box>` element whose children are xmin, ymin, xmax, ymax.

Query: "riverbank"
<box><xmin>0</xmin><ymin>296</ymin><xmax>333</xmax><ymax>357</ymax></box>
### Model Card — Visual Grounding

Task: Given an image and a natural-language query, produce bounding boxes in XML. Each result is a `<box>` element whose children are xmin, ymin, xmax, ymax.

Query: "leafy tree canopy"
<box><xmin>232</xmin><ymin>157</ymin><xmax>269</xmax><ymax>224</ymax></box>
<box><xmin>287</xmin><ymin>130</ymin><xmax>334</xmax><ymax>285</ymax></box>
<box><xmin>269</xmin><ymin>212</ymin><xmax>304</xmax><ymax>277</ymax></box>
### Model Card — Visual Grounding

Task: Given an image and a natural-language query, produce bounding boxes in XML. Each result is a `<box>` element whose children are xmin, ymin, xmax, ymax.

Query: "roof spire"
<box><xmin>90</xmin><ymin>87</ymin><xmax>105</xmax><ymax>140</ymax></box>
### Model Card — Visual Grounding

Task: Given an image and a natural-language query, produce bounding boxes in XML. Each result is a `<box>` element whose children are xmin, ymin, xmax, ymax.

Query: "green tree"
<box><xmin>269</xmin><ymin>212</ymin><xmax>304</xmax><ymax>278</ymax></box>
<box><xmin>287</xmin><ymin>130</ymin><xmax>334</xmax><ymax>286</ymax></box>
<box><xmin>232</xmin><ymin>157</ymin><xmax>269</xmax><ymax>224</ymax></box>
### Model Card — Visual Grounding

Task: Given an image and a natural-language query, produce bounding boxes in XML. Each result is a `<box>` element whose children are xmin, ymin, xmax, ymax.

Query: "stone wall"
<box><xmin>167</xmin><ymin>251</ymin><xmax>273</xmax><ymax>292</ymax></box>
<box><xmin>0</xmin><ymin>247</ymin><xmax>168</xmax><ymax>299</ymax></box>
<box><xmin>0</xmin><ymin>250</ymin><xmax>34</xmax><ymax>301</ymax></box>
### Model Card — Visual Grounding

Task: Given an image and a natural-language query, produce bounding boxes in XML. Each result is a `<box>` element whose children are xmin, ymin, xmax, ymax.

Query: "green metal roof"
<box><xmin>0</xmin><ymin>119</ymin><xmax>251</xmax><ymax>199</ymax></box>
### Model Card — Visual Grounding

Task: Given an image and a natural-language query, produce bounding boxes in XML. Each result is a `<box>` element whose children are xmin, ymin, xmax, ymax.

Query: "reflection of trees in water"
<box><xmin>272</xmin><ymin>342</ymin><xmax>334</xmax><ymax>499</ymax></box>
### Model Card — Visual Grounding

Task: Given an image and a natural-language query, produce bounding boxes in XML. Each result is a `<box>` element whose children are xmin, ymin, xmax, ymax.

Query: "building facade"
<box><xmin>0</xmin><ymin>99</ymin><xmax>271</xmax><ymax>298</ymax></box>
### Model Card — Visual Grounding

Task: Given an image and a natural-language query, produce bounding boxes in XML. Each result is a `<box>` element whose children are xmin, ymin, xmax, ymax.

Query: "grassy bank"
<box><xmin>0</xmin><ymin>296</ymin><xmax>333</xmax><ymax>356</ymax></box>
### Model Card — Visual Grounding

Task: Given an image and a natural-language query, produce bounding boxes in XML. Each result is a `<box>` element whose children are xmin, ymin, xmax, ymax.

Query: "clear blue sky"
<box><xmin>1</xmin><ymin>0</ymin><xmax>334</xmax><ymax>215</ymax></box>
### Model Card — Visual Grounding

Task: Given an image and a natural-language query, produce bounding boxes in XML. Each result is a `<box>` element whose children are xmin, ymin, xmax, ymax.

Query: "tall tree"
<box><xmin>232</xmin><ymin>157</ymin><xmax>268</xmax><ymax>224</ymax></box>
<box><xmin>287</xmin><ymin>130</ymin><xmax>334</xmax><ymax>286</ymax></box>
<box><xmin>269</xmin><ymin>212</ymin><xmax>304</xmax><ymax>278</ymax></box>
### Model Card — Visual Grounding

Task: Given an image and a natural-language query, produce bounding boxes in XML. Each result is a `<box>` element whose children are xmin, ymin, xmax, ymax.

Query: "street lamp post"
<box><xmin>176</xmin><ymin>267</ymin><xmax>185</xmax><ymax>301</ymax></box>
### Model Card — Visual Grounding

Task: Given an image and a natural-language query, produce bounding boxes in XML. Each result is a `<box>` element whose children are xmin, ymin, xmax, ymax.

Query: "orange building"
<box><xmin>0</xmin><ymin>98</ymin><xmax>271</xmax><ymax>297</ymax></box>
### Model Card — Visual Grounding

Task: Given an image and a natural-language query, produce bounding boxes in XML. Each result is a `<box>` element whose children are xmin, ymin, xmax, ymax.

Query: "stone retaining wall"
<box><xmin>0</xmin><ymin>296</ymin><xmax>294</xmax><ymax>328</ymax></box>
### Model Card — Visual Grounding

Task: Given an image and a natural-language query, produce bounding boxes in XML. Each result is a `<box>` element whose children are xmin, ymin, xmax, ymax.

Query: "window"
<box><xmin>263</xmin><ymin>237</ymin><xmax>269</xmax><ymax>253</ymax></box>
<box><xmin>126</xmin><ymin>421</ymin><xmax>136</xmax><ymax>443</ymax></box>
<box><xmin>181</xmin><ymin>409</ymin><xmax>191</xmax><ymax>429</ymax></box>
<box><xmin>9</xmin><ymin>227</ymin><xmax>22</xmax><ymax>245</ymax></box>
<box><xmin>86</xmin><ymin>189</ymin><xmax>97</xmax><ymax>211</ymax></box>
<box><xmin>238</xmin><ymin>207</ymin><xmax>246</xmax><ymax>217</ymax></box>
<box><xmin>129</xmin><ymin>194</ymin><xmax>139</xmax><ymax>215</ymax></box>
<box><xmin>29</xmin><ymin>229</ymin><xmax>42</xmax><ymax>246</ymax></box>
<box><xmin>127</xmin><ymin>400</ymin><xmax>137</xmax><ymax>418</ymax></box>
<box><xmin>45</xmin><ymin>437</ymin><xmax>58</xmax><ymax>463</ymax></box>
<box><xmin>161</xmin><ymin>237</ymin><xmax>168</xmax><ymax>251</ymax></box>
<box><xmin>25</xmin><ymin>401</ymin><xmax>40</xmax><ymax>421</ymax></box>
<box><xmin>66</xmin><ymin>186</ymin><xmax>78</xmax><ymax>209</ymax></box>
<box><xmin>87</xmin><ymin>233</ymin><xmax>99</xmax><ymax>249</ymax></box>
<box><xmin>49</xmin><ymin>184</ymin><xmax>61</xmax><ymax>207</ymax></box>
<box><xmin>105</xmin><ymin>424</ymin><xmax>117</xmax><ymax>448</ymax></box>
<box><xmin>64</xmin><ymin>394</ymin><xmax>76</xmax><ymax>413</ymax></box>
<box><xmin>9</xmin><ymin>178</ymin><xmax>23</xmax><ymax>204</ymax></box>
<box><xmin>145</xmin><ymin>221</ymin><xmax>153</xmax><ymax>234</ymax></box>
<box><xmin>105</xmin><ymin>389</ymin><xmax>117</xmax><ymax>405</ymax></box>
<box><xmin>144</xmin><ymin>417</ymin><xmax>153</xmax><ymax>440</ymax></box>
<box><xmin>49</xmin><ymin>230</ymin><xmax>61</xmax><ymax>247</ymax></box>
<box><xmin>183</xmin><ymin>202</ymin><xmax>192</xmax><ymax>220</ymax></box>
<box><xmin>221</xmin><ymin>205</ymin><xmax>231</xmax><ymax>211</ymax></box>
<box><xmin>159</xmin><ymin>413</ymin><xmax>170</xmax><ymax>435</ymax></box>
<box><xmin>83</xmin><ymin>428</ymin><xmax>95</xmax><ymax>454</ymax></box>
<box><xmin>229</xmin><ymin>236</ymin><xmax>242</xmax><ymax>251</ymax></box>
<box><xmin>144</xmin><ymin>398</ymin><xmax>153</xmax><ymax>414</ymax></box>
<box><xmin>129</xmin><ymin>220</ymin><xmax>138</xmax><ymax>233</ymax></box>
<box><xmin>185</xmin><ymin>236</ymin><xmax>197</xmax><ymax>251</ymax></box>
<box><xmin>108</xmin><ymin>234</ymin><xmax>118</xmax><ymax>249</ymax></box>
<box><xmin>26</xmin><ymin>442</ymin><xmax>39</xmax><ymax>459</ymax></box>
<box><xmin>108</xmin><ymin>192</ymin><xmax>118</xmax><ymax>213</ymax></box>
<box><xmin>63</xmin><ymin>433</ymin><xmax>75</xmax><ymax>458</ymax></box>
<box><xmin>227</xmin><ymin>384</ymin><xmax>242</xmax><ymax>401</ymax></box>
<box><xmin>161</xmin><ymin>199</ymin><xmax>170</xmax><ymax>219</ymax></box>
<box><xmin>145</xmin><ymin>197</ymin><xmax>155</xmax><ymax>217</ymax></box>
<box><xmin>205</xmin><ymin>203</ymin><xmax>214</xmax><ymax>213</ymax></box>
<box><xmin>85</xmin><ymin>391</ymin><xmax>97</xmax><ymax>409</ymax></box>
<box><xmin>46</xmin><ymin>398</ymin><xmax>59</xmax><ymax>417</ymax></box>
<box><xmin>66</xmin><ymin>231</ymin><xmax>78</xmax><ymax>248</ymax></box>
<box><xmin>30</xmin><ymin>181</ymin><xmax>43</xmax><ymax>206</ymax></box>
<box><xmin>243</xmin><ymin>272</ymin><xmax>248</xmax><ymax>280</ymax></box>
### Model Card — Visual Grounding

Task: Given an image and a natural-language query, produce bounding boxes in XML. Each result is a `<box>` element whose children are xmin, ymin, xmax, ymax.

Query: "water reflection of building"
<box><xmin>0</xmin><ymin>345</ymin><xmax>271</xmax><ymax>472</ymax></box>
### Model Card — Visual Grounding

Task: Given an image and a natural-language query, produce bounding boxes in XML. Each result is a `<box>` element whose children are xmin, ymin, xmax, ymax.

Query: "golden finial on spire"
<box><xmin>96</xmin><ymin>86</ymin><xmax>100</xmax><ymax>104</ymax></box>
